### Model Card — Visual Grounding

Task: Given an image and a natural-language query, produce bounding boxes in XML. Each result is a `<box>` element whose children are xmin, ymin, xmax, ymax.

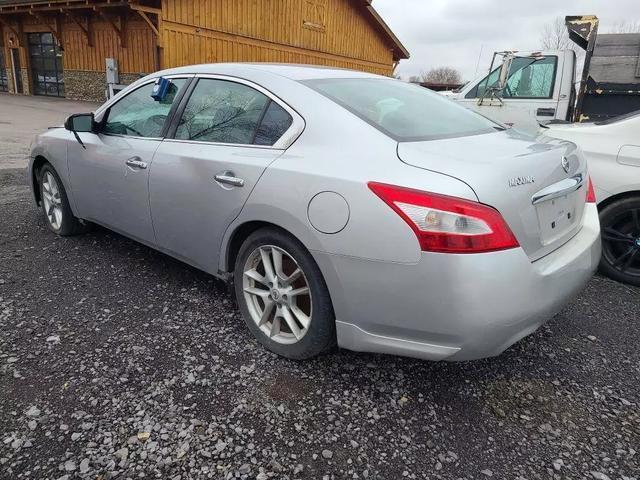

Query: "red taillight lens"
<box><xmin>586</xmin><ymin>176</ymin><xmax>596</xmax><ymax>203</ymax></box>
<box><xmin>368</xmin><ymin>182</ymin><xmax>519</xmax><ymax>254</ymax></box>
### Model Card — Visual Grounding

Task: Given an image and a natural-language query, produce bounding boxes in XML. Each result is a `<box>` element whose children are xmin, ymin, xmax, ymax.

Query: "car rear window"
<box><xmin>304</xmin><ymin>78</ymin><xmax>501</xmax><ymax>142</ymax></box>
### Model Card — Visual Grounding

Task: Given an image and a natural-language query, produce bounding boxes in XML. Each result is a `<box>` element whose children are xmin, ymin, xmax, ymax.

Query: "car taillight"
<box><xmin>368</xmin><ymin>182</ymin><xmax>519</xmax><ymax>254</ymax></box>
<box><xmin>586</xmin><ymin>176</ymin><xmax>596</xmax><ymax>203</ymax></box>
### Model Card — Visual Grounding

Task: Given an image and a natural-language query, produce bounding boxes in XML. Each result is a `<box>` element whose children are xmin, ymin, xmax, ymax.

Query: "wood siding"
<box><xmin>62</xmin><ymin>19</ymin><xmax>156</xmax><ymax>74</ymax></box>
<box><xmin>160</xmin><ymin>0</ymin><xmax>395</xmax><ymax>75</ymax></box>
<box><xmin>1</xmin><ymin>0</ymin><xmax>401</xmax><ymax>99</ymax></box>
<box><xmin>1</xmin><ymin>15</ymin><xmax>155</xmax><ymax>74</ymax></box>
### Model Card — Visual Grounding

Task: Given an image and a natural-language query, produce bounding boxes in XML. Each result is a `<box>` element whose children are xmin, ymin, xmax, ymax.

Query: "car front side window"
<box><xmin>175</xmin><ymin>78</ymin><xmax>290</xmax><ymax>146</ymax></box>
<box><xmin>102</xmin><ymin>78</ymin><xmax>187</xmax><ymax>138</ymax></box>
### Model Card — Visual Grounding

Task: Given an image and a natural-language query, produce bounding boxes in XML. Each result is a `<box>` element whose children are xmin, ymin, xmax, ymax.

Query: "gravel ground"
<box><xmin>0</xmin><ymin>167</ymin><xmax>639</xmax><ymax>480</ymax></box>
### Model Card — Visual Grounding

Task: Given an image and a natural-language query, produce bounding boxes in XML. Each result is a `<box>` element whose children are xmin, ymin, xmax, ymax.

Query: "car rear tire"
<box><xmin>233</xmin><ymin>227</ymin><xmax>336</xmax><ymax>360</ymax></box>
<box><xmin>599</xmin><ymin>196</ymin><xmax>640</xmax><ymax>286</ymax></box>
<box><xmin>38</xmin><ymin>164</ymin><xmax>89</xmax><ymax>236</ymax></box>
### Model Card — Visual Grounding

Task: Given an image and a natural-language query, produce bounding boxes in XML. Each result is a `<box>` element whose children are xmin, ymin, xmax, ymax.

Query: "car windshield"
<box><xmin>304</xmin><ymin>77</ymin><xmax>501</xmax><ymax>142</ymax></box>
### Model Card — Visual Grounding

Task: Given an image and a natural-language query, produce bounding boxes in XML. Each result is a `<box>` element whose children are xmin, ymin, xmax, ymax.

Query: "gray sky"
<box><xmin>373</xmin><ymin>0</ymin><xmax>640</xmax><ymax>81</ymax></box>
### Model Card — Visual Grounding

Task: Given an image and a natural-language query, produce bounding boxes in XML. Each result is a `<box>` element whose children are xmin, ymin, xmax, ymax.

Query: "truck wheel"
<box><xmin>599</xmin><ymin>196</ymin><xmax>640</xmax><ymax>286</ymax></box>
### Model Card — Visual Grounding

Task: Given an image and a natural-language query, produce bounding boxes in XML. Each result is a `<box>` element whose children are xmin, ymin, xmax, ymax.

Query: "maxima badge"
<box><xmin>508</xmin><ymin>176</ymin><xmax>535</xmax><ymax>187</ymax></box>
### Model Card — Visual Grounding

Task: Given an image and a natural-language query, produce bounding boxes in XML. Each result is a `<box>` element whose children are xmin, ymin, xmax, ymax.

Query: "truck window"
<box><xmin>466</xmin><ymin>56</ymin><xmax>558</xmax><ymax>100</ymax></box>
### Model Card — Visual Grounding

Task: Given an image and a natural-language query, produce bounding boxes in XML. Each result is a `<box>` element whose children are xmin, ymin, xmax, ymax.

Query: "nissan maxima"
<box><xmin>29</xmin><ymin>64</ymin><xmax>601</xmax><ymax>361</ymax></box>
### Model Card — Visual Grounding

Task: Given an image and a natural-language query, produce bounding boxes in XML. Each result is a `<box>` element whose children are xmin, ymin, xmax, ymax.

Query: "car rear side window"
<box><xmin>254</xmin><ymin>101</ymin><xmax>293</xmax><ymax>146</ymax></box>
<box><xmin>305</xmin><ymin>78</ymin><xmax>500</xmax><ymax>142</ymax></box>
<box><xmin>175</xmin><ymin>78</ymin><xmax>291</xmax><ymax>146</ymax></box>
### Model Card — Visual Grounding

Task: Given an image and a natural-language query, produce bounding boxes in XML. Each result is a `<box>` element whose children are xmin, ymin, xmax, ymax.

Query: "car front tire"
<box><xmin>38</xmin><ymin>164</ymin><xmax>88</xmax><ymax>236</ymax></box>
<box><xmin>234</xmin><ymin>227</ymin><xmax>336</xmax><ymax>360</ymax></box>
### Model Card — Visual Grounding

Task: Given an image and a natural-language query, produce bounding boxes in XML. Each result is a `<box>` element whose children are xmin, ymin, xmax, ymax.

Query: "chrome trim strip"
<box><xmin>101</xmin><ymin>134</ymin><xmax>163</xmax><ymax>141</ymax></box>
<box><xmin>163</xmin><ymin>138</ymin><xmax>284</xmax><ymax>150</ymax></box>
<box><xmin>532</xmin><ymin>174</ymin><xmax>584</xmax><ymax>205</ymax></box>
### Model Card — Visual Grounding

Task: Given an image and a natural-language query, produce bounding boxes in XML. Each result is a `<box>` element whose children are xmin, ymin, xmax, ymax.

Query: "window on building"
<box><xmin>28</xmin><ymin>32</ymin><xmax>64</xmax><ymax>97</ymax></box>
<box><xmin>0</xmin><ymin>50</ymin><xmax>8</xmax><ymax>92</ymax></box>
<box><xmin>102</xmin><ymin>79</ymin><xmax>187</xmax><ymax>138</ymax></box>
<box><xmin>175</xmin><ymin>79</ymin><xmax>291</xmax><ymax>146</ymax></box>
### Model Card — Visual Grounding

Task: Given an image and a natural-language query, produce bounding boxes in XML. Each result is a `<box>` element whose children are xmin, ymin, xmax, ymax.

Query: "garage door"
<box><xmin>28</xmin><ymin>32</ymin><xmax>64</xmax><ymax>97</ymax></box>
<box><xmin>0</xmin><ymin>50</ymin><xmax>8</xmax><ymax>92</ymax></box>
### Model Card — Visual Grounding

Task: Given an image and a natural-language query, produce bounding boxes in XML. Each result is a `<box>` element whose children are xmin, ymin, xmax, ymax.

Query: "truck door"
<box><xmin>454</xmin><ymin>53</ymin><xmax>567</xmax><ymax>132</ymax></box>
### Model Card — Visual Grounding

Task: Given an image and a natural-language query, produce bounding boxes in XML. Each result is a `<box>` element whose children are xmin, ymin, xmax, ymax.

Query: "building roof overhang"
<box><xmin>0</xmin><ymin>0</ymin><xmax>409</xmax><ymax>61</ymax></box>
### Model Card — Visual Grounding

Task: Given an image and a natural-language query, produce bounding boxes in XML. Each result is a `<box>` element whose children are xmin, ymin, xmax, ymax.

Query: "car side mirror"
<box><xmin>64</xmin><ymin>113</ymin><xmax>95</xmax><ymax>133</ymax></box>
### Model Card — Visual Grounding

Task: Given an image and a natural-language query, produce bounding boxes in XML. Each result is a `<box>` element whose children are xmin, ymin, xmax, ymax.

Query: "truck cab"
<box><xmin>450</xmin><ymin>50</ymin><xmax>576</xmax><ymax>132</ymax></box>
<box><xmin>447</xmin><ymin>16</ymin><xmax>640</xmax><ymax>133</ymax></box>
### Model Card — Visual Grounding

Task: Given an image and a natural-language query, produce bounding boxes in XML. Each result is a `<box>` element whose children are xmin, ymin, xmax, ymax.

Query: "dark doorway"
<box><xmin>28</xmin><ymin>32</ymin><xmax>64</xmax><ymax>97</ymax></box>
<box><xmin>10</xmin><ymin>48</ymin><xmax>22</xmax><ymax>94</ymax></box>
<box><xmin>0</xmin><ymin>50</ymin><xmax>8</xmax><ymax>92</ymax></box>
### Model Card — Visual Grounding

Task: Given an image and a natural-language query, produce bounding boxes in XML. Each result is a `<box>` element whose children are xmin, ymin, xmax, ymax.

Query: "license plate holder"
<box><xmin>536</xmin><ymin>193</ymin><xmax>578</xmax><ymax>245</ymax></box>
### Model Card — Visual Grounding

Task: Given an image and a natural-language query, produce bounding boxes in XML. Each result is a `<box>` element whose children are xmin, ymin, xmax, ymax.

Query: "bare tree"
<box><xmin>408</xmin><ymin>75</ymin><xmax>422</xmax><ymax>83</ymax></box>
<box><xmin>609</xmin><ymin>20</ymin><xmax>640</xmax><ymax>33</ymax></box>
<box><xmin>421</xmin><ymin>67</ymin><xmax>462</xmax><ymax>85</ymax></box>
<box><xmin>540</xmin><ymin>16</ymin><xmax>573</xmax><ymax>50</ymax></box>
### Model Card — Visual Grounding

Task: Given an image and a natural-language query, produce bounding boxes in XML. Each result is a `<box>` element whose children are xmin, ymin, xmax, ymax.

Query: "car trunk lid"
<box><xmin>397</xmin><ymin>130</ymin><xmax>588</xmax><ymax>261</ymax></box>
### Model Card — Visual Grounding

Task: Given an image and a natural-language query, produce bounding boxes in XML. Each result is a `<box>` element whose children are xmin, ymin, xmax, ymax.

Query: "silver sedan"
<box><xmin>29</xmin><ymin>64</ymin><xmax>601</xmax><ymax>361</ymax></box>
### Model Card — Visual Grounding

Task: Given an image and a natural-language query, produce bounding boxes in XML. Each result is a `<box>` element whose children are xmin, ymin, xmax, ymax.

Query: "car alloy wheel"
<box><xmin>41</xmin><ymin>171</ymin><xmax>64</xmax><ymax>231</ymax></box>
<box><xmin>601</xmin><ymin>208</ymin><xmax>640</xmax><ymax>279</ymax></box>
<box><xmin>242</xmin><ymin>245</ymin><xmax>312</xmax><ymax>345</ymax></box>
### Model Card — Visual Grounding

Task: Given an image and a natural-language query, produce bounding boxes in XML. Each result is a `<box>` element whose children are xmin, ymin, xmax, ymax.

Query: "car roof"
<box><xmin>153</xmin><ymin>63</ymin><xmax>386</xmax><ymax>81</ymax></box>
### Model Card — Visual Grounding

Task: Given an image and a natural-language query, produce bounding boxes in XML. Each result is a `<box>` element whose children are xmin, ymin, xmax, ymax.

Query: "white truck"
<box><xmin>447</xmin><ymin>16</ymin><xmax>640</xmax><ymax>132</ymax></box>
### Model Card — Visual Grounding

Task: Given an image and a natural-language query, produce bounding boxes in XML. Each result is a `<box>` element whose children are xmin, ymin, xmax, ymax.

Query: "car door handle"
<box><xmin>536</xmin><ymin>107</ymin><xmax>556</xmax><ymax>117</ymax></box>
<box><xmin>125</xmin><ymin>157</ymin><xmax>148</xmax><ymax>169</ymax></box>
<box><xmin>214</xmin><ymin>173</ymin><xmax>245</xmax><ymax>188</ymax></box>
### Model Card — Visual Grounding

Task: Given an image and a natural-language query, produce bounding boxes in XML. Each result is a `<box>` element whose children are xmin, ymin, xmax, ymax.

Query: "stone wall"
<box><xmin>5</xmin><ymin>64</ymin><xmax>14</xmax><ymax>94</ymax></box>
<box><xmin>119</xmin><ymin>73</ymin><xmax>146</xmax><ymax>86</ymax></box>
<box><xmin>65</xmin><ymin>70</ymin><xmax>149</xmax><ymax>102</ymax></box>
<box><xmin>64</xmin><ymin>70</ymin><xmax>108</xmax><ymax>102</ymax></box>
<box><xmin>20</xmin><ymin>68</ymin><xmax>30</xmax><ymax>95</ymax></box>
<box><xmin>2</xmin><ymin>66</ymin><xmax>31</xmax><ymax>95</ymax></box>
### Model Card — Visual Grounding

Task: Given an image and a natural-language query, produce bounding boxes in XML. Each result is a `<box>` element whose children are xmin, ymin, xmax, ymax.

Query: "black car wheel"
<box><xmin>599</xmin><ymin>196</ymin><xmax>640</xmax><ymax>286</ymax></box>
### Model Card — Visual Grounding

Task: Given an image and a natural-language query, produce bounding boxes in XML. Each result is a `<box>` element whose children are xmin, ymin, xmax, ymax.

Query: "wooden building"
<box><xmin>0</xmin><ymin>0</ymin><xmax>408</xmax><ymax>101</ymax></box>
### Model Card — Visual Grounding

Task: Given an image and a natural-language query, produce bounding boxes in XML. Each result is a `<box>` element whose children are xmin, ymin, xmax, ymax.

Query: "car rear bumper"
<box><xmin>314</xmin><ymin>204</ymin><xmax>601</xmax><ymax>361</ymax></box>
